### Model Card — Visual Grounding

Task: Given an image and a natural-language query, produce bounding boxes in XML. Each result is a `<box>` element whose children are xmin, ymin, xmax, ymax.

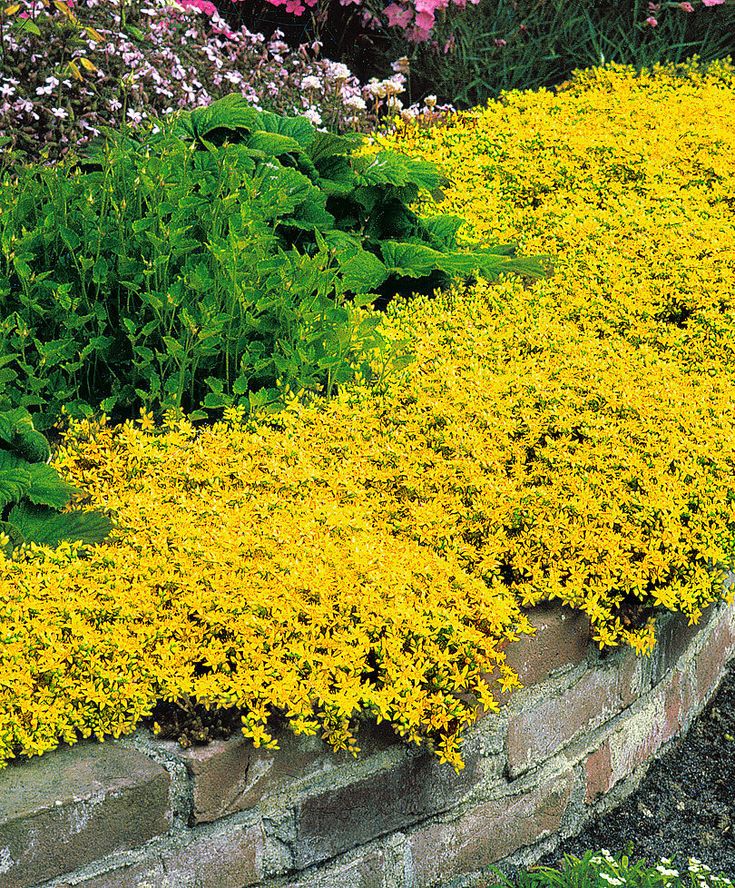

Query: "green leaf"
<box><xmin>179</xmin><ymin>95</ymin><xmax>261</xmax><ymax>144</ymax></box>
<box><xmin>8</xmin><ymin>502</ymin><xmax>113</xmax><ymax>548</ymax></box>
<box><xmin>254</xmin><ymin>111</ymin><xmax>316</xmax><ymax>150</ymax></box>
<box><xmin>381</xmin><ymin>242</ymin><xmax>444</xmax><ymax>278</ymax></box>
<box><xmin>354</xmin><ymin>152</ymin><xmax>447</xmax><ymax>192</ymax></box>
<box><xmin>26</xmin><ymin>463</ymin><xmax>79</xmax><ymax>510</ymax></box>
<box><xmin>340</xmin><ymin>250</ymin><xmax>389</xmax><ymax>293</ymax></box>
<box><xmin>0</xmin><ymin>521</ymin><xmax>25</xmax><ymax>555</ymax></box>
<box><xmin>92</xmin><ymin>255</ymin><xmax>109</xmax><ymax>284</ymax></box>
<box><xmin>247</xmin><ymin>131</ymin><xmax>304</xmax><ymax>158</ymax></box>
<box><xmin>421</xmin><ymin>215</ymin><xmax>465</xmax><ymax>249</ymax></box>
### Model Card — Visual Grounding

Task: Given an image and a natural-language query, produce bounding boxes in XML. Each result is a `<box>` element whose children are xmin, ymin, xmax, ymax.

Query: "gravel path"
<box><xmin>543</xmin><ymin>663</ymin><xmax>735</xmax><ymax>875</ymax></box>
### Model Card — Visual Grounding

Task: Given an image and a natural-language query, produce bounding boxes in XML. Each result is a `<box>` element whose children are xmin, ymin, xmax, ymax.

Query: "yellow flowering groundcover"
<box><xmin>3</xmin><ymin>61</ymin><xmax>735</xmax><ymax>770</ymax></box>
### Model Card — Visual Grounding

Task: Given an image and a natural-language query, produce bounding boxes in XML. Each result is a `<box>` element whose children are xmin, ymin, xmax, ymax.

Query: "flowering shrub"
<box><xmin>260</xmin><ymin>0</ymin><xmax>481</xmax><ymax>42</ymax></box>
<box><xmin>3</xmin><ymin>61</ymin><xmax>735</xmax><ymax>769</ymax></box>
<box><xmin>0</xmin><ymin>0</ymin><xmax>378</xmax><ymax>161</ymax></box>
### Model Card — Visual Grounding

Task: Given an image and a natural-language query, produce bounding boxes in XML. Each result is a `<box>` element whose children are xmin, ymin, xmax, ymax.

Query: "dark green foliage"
<box><xmin>0</xmin><ymin>96</ymin><xmax>544</xmax><ymax>426</ymax></box>
<box><xmin>0</xmin><ymin>408</ymin><xmax>112</xmax><ymax>555</ymax></box>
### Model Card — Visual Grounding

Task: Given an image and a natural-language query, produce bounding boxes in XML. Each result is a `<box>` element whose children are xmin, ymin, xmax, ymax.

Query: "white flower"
<box><xmin>343</xmin><ymin>94</ymin><xmax>366</xmax><ymax>111</ymax></box>
<box><xmin>425</xmin><ymin>94</ymin><xmax>438</xmax><ymax>109</ymax></box>
<box><xmin>655</xmin><ymin>865</ymin><xmax>680</xmax><ymax>879</ymax></box>
<box><xmin>326</xmin><ymin>61</ymin><xmax>351</xmax><ymax>82</ymax></box>
<box><xmin>302</xmin><ymin>108</ymin><xmax>322</xmax><ymax>125</ymax></box>
<box><xmin>50</xmin><ymin>107</ymin><xmax>68</xmax><ymax>119</ymax></box>
<box><xmin>599</xmin><ymin>873</ymin><xmax>624</xmax><ymax>886</ymax></box>
<box><xmin>301</xmin><ymin>75</ymin><xmax>322</xmax><ymax>91</ymax></box>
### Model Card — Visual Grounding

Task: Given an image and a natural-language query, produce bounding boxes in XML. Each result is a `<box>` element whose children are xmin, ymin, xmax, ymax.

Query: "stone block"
<box><xmin>168</xmin><ymin>732</ymin><xmax>328</xmax><ymax>825</ymax></box>
<box><xmin>286</xmin><ymin>848</ymin><xmax>387</xmax><ymax>888</ymax></box>
<box><xmin>585</xmin><ymin>666</ymin><xmax>693</xmax><ymax>802</ymax></box>
<box><xmin>293</xmin><ymin>747</ymin><xmax>482</xmax><ymax>868</ymax></box>
<box><xmin>651</xmin><ymin>606</ymin><xmax>715</xmax><ymax>686</ymax></box>
<box><xmin>0</xmin><ymin>742</ymin><xmax>171</xmax><ymax>888</ymax></box>
<box><xmin>59</xmin><ymin>860</ymin><xmax>166</xmax><ymax>888</ymax></box>
<box><xmin>507</xmin><ymin>663</ymin><xmax>631</xmax><ymax>776</ymax></box>
<box><xmin>694</xmin><ymin>607</ymin><xmax>735</xmax><ymax>705</ymax></box>
<box><xmin>408</xmin><ymin>771</ymin><xmax>575</xmax><ymax>887</ymax></box>
<box><xmin>504</xmin><ymin>603</ymin><xmax>590</xmax><ymax>688</ymax></box>
<box><xmin>160</xmin><ymin>822</ymin><xmax>264</xmax><ymax>888</ymax></box>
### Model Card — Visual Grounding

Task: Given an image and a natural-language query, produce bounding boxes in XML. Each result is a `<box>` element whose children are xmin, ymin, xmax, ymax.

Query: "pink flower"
<box><xmin>645</xmin><ymin>15</ymin><xmax>658</xmax><ymax>26</ymax></box>
<box><xmin>702</xmin><ymin>0</ymin><xmax>725</xmax><ymax>6</ymax></box>
<box><xmin>679</xmin><ymin>2</ymin><xmax>694</xmax><ymax>10</ymax></box>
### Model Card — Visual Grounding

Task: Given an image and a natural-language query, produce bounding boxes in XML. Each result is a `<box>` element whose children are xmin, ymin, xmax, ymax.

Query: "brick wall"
<box><xmin>2</xmin><ymin>600</ymin><xmax>734</xmax><ymax>888</ymax></box>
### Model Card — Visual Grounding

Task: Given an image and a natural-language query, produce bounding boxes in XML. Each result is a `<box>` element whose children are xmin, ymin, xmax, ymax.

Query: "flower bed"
<box><xmin>2</xmin><ymin>61</ymin><xmax>735</xmax><ymax>778</ymax></box>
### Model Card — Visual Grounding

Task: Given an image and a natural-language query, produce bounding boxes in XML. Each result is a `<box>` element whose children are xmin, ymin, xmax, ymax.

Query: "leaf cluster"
<box><xmin>0</xmin><ymin>95</ymin><xmax>542</xmax><ymax>426</ymax></box>
<box><xmin>0</xmin><ymin>408</ymin><xmax>111</xmax><ymax>553</ymax></box>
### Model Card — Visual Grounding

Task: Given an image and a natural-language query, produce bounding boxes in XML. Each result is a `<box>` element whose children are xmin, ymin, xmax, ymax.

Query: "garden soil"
<box><xmin>543</xmin><ymin>663</ymin><xmax>735</xmax><ymax>876</ymax></box>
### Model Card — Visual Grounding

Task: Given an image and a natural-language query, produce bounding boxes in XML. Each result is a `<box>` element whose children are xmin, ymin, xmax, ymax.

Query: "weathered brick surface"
<box><xmin>160</xmin><ymin>822</ymin><xmax>264</xmax><ymax>888</ymax></box>
<box><xmin>585</xmin><ymin>739</ymin><xmax>613</xmax><ymax>802</ymax></box>
<box><xmin>293</xmin><ymin>747</ymin><xmax>482</xmax><ymax>868</ymax></box>
<box><xmin>59</xmin><ymin>860</ymin><xmax>166</xmax><ymax>888</ymax></box>
<box><xmin>170</xmin><ymin>722</ymin><xmax>397</xmax><ymax>826</ymax></box>
<box><xmin>504</xmin><ymin>603</ymin><xmax>590</xmax><ymax>688</ymax></box>
<box><xmin>409</xmin><ymin>771</ymin><xmax>575</xmax><ymax>887</ymax></box>
<box><xmin>169</xmin><ymin>732</ymin><xmax>328</xmax><ymax>825</ymax></box>
<box><xmin>585</xmin><ymin>666</ymin><xmax>694</xmax><ymax>802</ymax></box>
<box><xmin>651</xmin><ymin>607</ymin><xmax>715</xmax><ymax>686</ymax></box>
<box><xmin>0</xmin><ymin>742</ymin><xmax>171</xmax><ymax>888</ymax></box>
<box><xmin>694</xmin><ymin>607</ymin><xmax>735</xmax><ymax>704</ymax></box>
<box><xmin>285</xmin><ymin>848</ymin><xmax>387</xmax><ymax>888</ymax></box>
<box><xmin>507</xmin><ymin>663</ymin><xmax>631</xmax><ymax>776</ymax></box>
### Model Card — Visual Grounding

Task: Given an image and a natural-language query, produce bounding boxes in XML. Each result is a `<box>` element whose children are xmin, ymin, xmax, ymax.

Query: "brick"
<box><xmin>651</xmin><ymin>606</ymin><xmax>715</xmax><ymax>686</ymax></box>
<box><xmin>0</xmin><ymin>742</ymin><xmax>171</xmax><ymax>888</ymax></box>
<box><xmin>409</xmin><ymin>771</ymin><xmax>575</xmax><ymax>887</ymax></box>
<box><xmin>293</xmin><ymin>747</ymin><xmax>482</xmax><ymax>868</ymax></box>
<box><xmin>585</xmin><ymin>667</ymin><xmax>694</xmax><ymax>802</ymax></box>
<box><xmin>160</xmin><ymin>822</ymin><xmax>264</xmax><ymax>888</ymax></box>
<box><xmin>507</xmin><ymin>664</ymin><xmax>631</xmax><ymax>776</ymax></box>
<box><xmin>169</xmin><ymin>732</ymin><xmax>327</xmax><ymax>825</ymax></box>
<box><xmin>170</xmin><ymin>722</ymin><xmax>396</xmax><ymax>826</ymax></box>
<box><xmin>585</xmin><ymin>740</ymin><xmax>613</xmax><ymax>802</ymax></box>
<box><xmin>504</xmin><ymin>603</ymin><xmax>590</xmax><ymax>688</ymax></box>
<box><xmin>694</xmin><ymin>608</ymin><xmax>735</xmax><ymax>704</ymax></box>
<box><xmin>59</xmin><ymin>861</ymin><xmax>166</xmax><ymax>888</ymax></box>
<box><xmin>286</xmin><ymin>849</ymin><xmax>386</xmax><ymax>888</ymax></box>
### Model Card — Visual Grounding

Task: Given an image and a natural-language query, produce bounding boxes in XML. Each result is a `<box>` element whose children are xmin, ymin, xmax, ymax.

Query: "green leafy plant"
<box><xmin>0</xmin><ymin>408</ymin><xmax>112</xmax><ymax>554</ymax></box>
<box><xmin>0</xmin><ymin>96</ymin><xmax>545</xmax><ymax>426</ymax></box>
<box><xmin>487</xmin><ymin>849</ymin><xmax>734</xmax><ymax>888</ymax></box>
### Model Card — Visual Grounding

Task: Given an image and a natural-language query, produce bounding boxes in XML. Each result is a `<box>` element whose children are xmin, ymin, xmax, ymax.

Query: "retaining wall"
<box><xmin>2</xmin><ymin>599</ymin><xmax>735</xmax><ymax>888</ymax></box>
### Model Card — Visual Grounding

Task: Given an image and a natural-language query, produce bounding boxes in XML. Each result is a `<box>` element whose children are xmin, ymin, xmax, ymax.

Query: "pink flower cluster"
<box><xmin>262</xmin><ymin>0</ymin><xmax>480</xmax><ymax>42</ymax></box>
<box><xmin>645</xmin><ymin>0</ymin><xmax>726</xmax><ymax>27</ymax></box>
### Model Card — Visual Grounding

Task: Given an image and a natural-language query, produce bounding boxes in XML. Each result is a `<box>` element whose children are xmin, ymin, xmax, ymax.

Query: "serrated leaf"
<box><xmin>8</xmin><ymin>414</ymin><xmax>51</xmax><ymax>463</ymax></box>
<box><xmin>181</xmin><ymin>95</ymin><xmax>261</xmax><ymax>144</ymax></box>
<box><xmin>340</xmin><ymin>250</ymin><xmax>389</xmax><ymax>293</ymax></box>
<box><xmin>381</xmin><ymin>241</ymin><xmax>443</xmax><ymax>278</ymax></box>
<box><xmin>354</xmin><ymin>152</ymin><xmax>447</xmax><ymax>192</ymax></box>
<box><xmin>0</xmin><ymin>450</ymin><xmax>31</xmax><ymax>510</ymax></box>
<box><xmin>0</xmin><ymin>520</ymin><xmax>24</xmax><ymax>555</ymax></box>
<box><xmin>8</xmin><ymin>503</ymin><xmax>112</xmax><ymax>548</ymax></box>
<box><xmin>254</xmin><ymin>111</ymin><xmax>315</xmax><ymax>150</ymax></box>
<box><xmin>421</xmin><ymin>215</ymin><xmax>465</xmax><ymax>249</ymax></box>
<box><xmin>247</xmin><ymin>131</ymin><xmax>304</xmax><ymax>158</ymax></box>
<box><xmin>26</xmin><ymin>463</ymin><xmax>79</xmax><ymax>510</ymax></box>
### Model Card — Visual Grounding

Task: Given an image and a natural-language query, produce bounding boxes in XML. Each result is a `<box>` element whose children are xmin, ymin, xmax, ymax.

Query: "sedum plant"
<box><xmin>0</xmin><ymin>408</ymin><xmax>112</xmax><ymax>554</ymax></box>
